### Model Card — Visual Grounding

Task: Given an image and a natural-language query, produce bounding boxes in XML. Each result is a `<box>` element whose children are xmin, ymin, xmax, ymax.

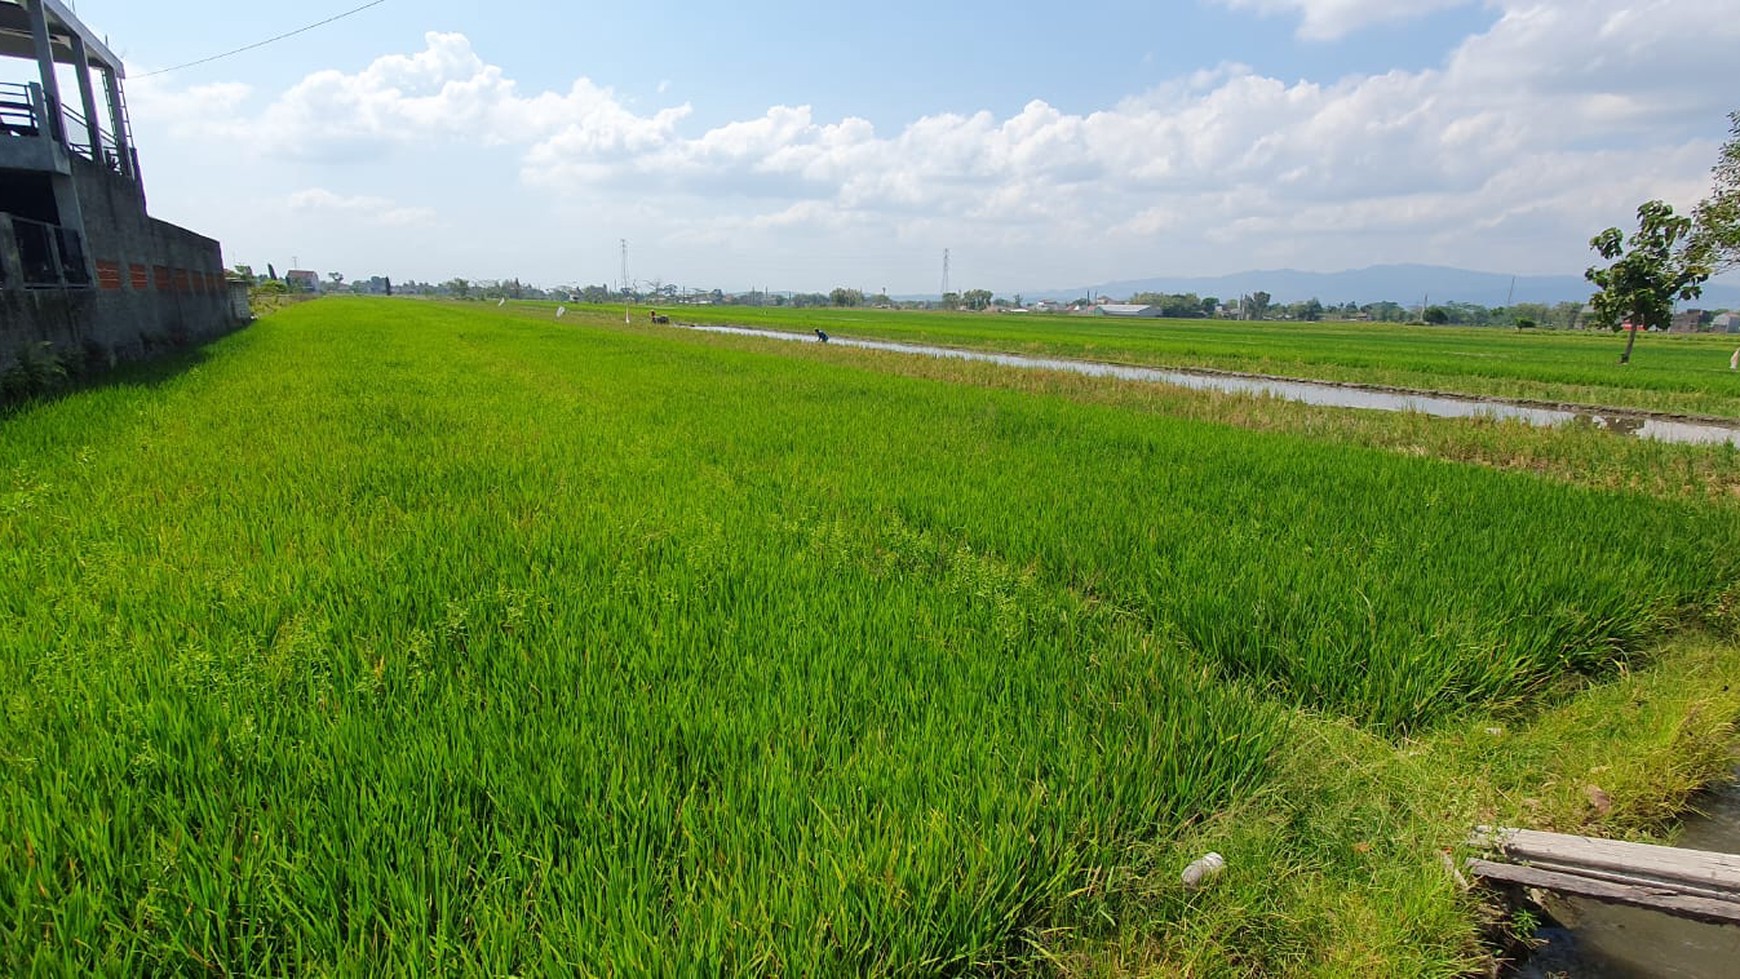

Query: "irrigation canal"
<box><xmin>684</xmin><ymin>324</ymin><xmax>1740</xmax><ymax>448</ymax></box>
<box><xmin>1517</xmin><ymin>776</ymin><xmax>1740</xmax><ymax>978</ymax></box>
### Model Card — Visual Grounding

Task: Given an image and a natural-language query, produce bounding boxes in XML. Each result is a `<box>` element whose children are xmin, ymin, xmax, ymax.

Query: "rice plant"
<box><xmin>3</xmin><ymin>298</ymin><xmax>1736</xmax><ymax>971</ymax></box>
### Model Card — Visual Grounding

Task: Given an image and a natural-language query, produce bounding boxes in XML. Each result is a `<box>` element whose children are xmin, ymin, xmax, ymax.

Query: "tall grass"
<box><xmin>3</xmin><ymin>298</ymin><xmax>1737</xmax><ymax>970</ymax></box>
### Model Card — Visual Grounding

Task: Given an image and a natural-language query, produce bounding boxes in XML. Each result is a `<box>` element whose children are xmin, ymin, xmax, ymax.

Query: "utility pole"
<box><xmin>620</xmin><ymin>238</ymin><xmax>630</xmax><ymax>299</ymax></box>
<box><xmin>941</xmin><ymin>248</ymin><xmax>950</xmax><ymax>303</ymax></box>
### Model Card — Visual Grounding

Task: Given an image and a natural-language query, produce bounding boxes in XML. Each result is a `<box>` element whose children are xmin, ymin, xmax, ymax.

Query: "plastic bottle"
<box><xmin>1181</xmin><ymin>851</ymin><xmax>1226</xmax><ymax>890</ymax></box>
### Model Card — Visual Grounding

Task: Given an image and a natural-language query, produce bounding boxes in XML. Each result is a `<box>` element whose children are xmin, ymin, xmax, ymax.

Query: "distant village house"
<box><xmin>1670</xmin><ymin>309</ymin><xmax>1709</xmax><ymax>333</ymax></box>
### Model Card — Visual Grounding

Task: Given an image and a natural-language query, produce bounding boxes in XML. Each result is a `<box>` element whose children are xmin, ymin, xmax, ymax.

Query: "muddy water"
<box><xmin>1518</xmin><ymin>779</ymin><xmax>1740</xmax><ymax>978</ymax></box>
<box><xmin>686</xmin><ymin>324</ymin><xmax>1740</xmax><ymax>447</ymax></box>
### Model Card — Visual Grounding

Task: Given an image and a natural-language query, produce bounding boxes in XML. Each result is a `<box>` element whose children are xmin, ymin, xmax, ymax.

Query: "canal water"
<box><xmin>1518</xmin><ymin>777</ymin><xmax>1740</xmax><ymax>978</ymax></box>
<box><xmin>686</xmin><ymin>324</ymin><xmax>1740</xmax><ymax>448</ymax></box>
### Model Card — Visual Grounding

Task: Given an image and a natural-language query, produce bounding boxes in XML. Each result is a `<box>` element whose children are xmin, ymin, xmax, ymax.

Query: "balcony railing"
<box><xmin>0</xmin><ymin>81</ymin><xmax>130</xmax><ymax>173</ymax></box>
<box><xmin>60</xmin><ymin>100</ymin><xmax>126</xmax><ymax>173</ymax></box>
<box><xmin>0</xmin><ymin>81</ymin><xmax>40</xmax><ymax>137</ymax></box>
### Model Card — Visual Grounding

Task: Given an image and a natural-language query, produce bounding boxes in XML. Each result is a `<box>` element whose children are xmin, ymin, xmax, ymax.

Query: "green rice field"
<box><xmin>6</xmin><ymin>297</ymin><xmax>1740</xmax><ymax>973</ymax></box>
<box><xmin>636</xmin><ymin>304</ymin><xmax>1740</xmax><ymax>419</ymax></box>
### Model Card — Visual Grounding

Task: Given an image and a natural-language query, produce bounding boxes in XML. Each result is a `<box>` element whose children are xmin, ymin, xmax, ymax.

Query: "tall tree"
<box><xmin>1585</xmin><ymin>200</ymin><xmax>1711</xmax><ymax>364</ymax></box>
<box><xmin>1248</xmin><ymin>291</ymin><xmax>1271</xmax><ymax>320</ymax></box>
<box><xmin>1512</xmin><ymin>302</ymin><xmax>1551</xmax><ymax>327</ymax></box>
<box><xmin>1552</xmin><ymin>301</ymin><xmax>1584</xmax><ymax>329</ymax></box>
<box><xmin>1692</xmin><ymin>110</ymin><xmax>1740</xmax><ymax>273</ymax></box>
<box><xmin>961</xmin><ymin>288</ymin><xmax>994</xmax><ymax>311</ymax></box>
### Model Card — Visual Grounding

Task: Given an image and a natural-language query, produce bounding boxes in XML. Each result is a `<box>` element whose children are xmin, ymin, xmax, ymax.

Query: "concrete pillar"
<box><xmin>25</xmin><ymin>0</ymin><xmax>65</xmax><ymax>147</ymax></box>
<box><xmin>27</xmin><ymin>83</ymin><xmax>51</xmax><ymax>147</ymax></box>
<box><xmin>101</xmin><ymin>67</ymin><xmax>132</xmax><ymax>178</ymax></box>
<box><xmin>69</xmin><ymin>33</ymin><xmax>103</xmax><ymax>162</ymax></box>
<box><xmin>49</xmin><ymin>172</ymin><xmax>85</xmax><ymax>240</ymax></box>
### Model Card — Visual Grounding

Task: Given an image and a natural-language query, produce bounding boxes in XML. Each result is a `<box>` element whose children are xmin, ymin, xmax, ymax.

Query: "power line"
<box><xmin>138</xmin><ymin>0</ymin><xmax>391</xmax><ymax>78</ymax></box>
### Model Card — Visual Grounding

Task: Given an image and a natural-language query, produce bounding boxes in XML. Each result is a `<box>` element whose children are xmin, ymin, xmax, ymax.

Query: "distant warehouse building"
<box><xmin>1096</xmin><ymin>303</ymin><xmax>1163</xmax><ymax>318</ymax></box>
<box><xmin>0</xmin><ymin>0</ymin><xmax>237</xmax><ymax>381</ymax></box>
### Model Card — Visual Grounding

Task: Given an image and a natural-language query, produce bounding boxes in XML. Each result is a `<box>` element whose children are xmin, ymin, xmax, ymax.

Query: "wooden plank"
<box><xmin>1474</xmin><ymin>827</ymin><xmax>1740</xmax><ymax>892</ymax></box>
<box><xmin>1519</xmin><ymin>859</ymin><xmax>1740</xmax><ymax>905</ymax></box>
<box><xmin>1466</xmin><ymin>858</ymin><xmax>1740</xmax><ymax>927</ymax></box>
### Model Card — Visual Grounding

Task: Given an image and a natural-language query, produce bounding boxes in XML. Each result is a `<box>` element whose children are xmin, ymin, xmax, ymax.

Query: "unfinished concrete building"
<box><xmin>1</xmin><ymin>0</ymin><xmax>236</xmax><ymax>380</ymax></box>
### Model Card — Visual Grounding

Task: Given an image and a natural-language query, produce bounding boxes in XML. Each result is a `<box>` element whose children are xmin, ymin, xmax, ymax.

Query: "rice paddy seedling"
<box><xmin>4</xmin><ymin>298</ymin><xmax>1739</xmax><ymax>972</ymax></box>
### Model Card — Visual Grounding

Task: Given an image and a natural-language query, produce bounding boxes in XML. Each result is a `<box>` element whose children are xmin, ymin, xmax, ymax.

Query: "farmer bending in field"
<box><xmin>815</xmin><ymin>329</ymin><xmax>829</xmax><ymax>343</ymax></box>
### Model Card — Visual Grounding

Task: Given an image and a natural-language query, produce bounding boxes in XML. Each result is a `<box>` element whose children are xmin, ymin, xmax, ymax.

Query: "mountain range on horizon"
<box><xmin>1014</xmin><ymin>264</ymin><xmax>1740</xmax><ymax>309</ymax></box>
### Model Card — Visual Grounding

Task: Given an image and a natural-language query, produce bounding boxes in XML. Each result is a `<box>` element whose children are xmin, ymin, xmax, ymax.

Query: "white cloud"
<box><xmin>135</xmin><ymin>32</ymin><xmax>691</xmax><ymax>164</ymax></box>
<box><xmin>286</xmin><ymin>188</ymin><xmax>437</xmax><ymax>227</ymax></box>
<box><xmin>509</xmin><ymin>0</ymin><xmax>1733</xmax><ymax>240</ymax></box>
<box><xmin>1213</xmin><ymin>0</ymin><xmax>1484</xmax><ymax>40</ymax></box>
<box><xmin>128</xmin><ymin>80</ymin><xmax>253</xmax><ymax>138</ymax></box>
<box><xmin>129</xmin><ymin>1</ymin><xmax>1740</xmax><ymax>287</ymax></box>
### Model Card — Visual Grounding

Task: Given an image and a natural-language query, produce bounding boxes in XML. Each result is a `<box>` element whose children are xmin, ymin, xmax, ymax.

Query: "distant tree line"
<box><xmin>215</xmin><ymin>265</ymin><xmax>1664</xmax><ymax>330</ymax></box>
<box><xmin>1098</xmin><ymin>290</ymin><xmax>1595</xmax><ymax>327</ymax></box>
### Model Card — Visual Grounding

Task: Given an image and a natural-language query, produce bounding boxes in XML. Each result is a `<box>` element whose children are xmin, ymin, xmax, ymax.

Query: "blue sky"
<box><xmin>33</xmin><ymin>0</ymin><xmax>1740</xmax><ymax>293</ymax></box>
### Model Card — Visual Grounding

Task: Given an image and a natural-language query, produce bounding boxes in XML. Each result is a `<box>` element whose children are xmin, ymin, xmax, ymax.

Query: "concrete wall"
<box><xmin>1</xmin><ymin>154</ymin><xmax>238</xmax><ymax>376</ymax></box>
